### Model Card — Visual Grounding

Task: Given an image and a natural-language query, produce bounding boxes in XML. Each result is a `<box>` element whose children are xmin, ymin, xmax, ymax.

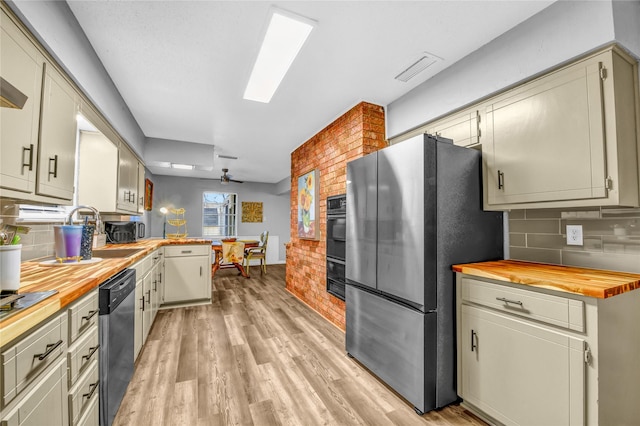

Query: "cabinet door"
<box><xmin>142</xmin><ymin>270</ymin><xmax>153</xmax><ymax>343</ymax></box>
<box><xmin>137</xmin><ymin>162</ymin><xmax>145</xmax><ymax>214</ymax></box>
<box><xmin>133</xmin><ymin>278</ymin><xmax>143</xmax><ymax>360</ymax></box>
<box><xmin>461</xmin><ymin>305</ymin><xmax>585</xmax><ymax>426</ymax></box>
<box><xmin>484</xmin><ymin>56</ymin><xmax>606</xmax><ymax>206</ymax></box>
<box><xmin>427</xmin><ymin>109</ymin><xmax>480</xmax><ymax>147</ymax></box>
<box><xmin>117</xmin><ymin>145</ymin><xmax>137</xmax><ymax>213</ymax></box>
<box><xmin>164</xmin><ymin>256</ymin><xmax>209</xmax><ymax>303</ymax></box>
<box><xmin>77</xmin><ymin>131</ymin><xmax>118</xmax><ymax>212</ymax></box>
<box><xmin>0</xmin><ymin>358</ymin><xmax>68</xmax><ymax>426</ymax></box>
<box><xmin>0</xmin><ymin>10</ymin><xmax>42</xmax><ymax>194</ymax></box>
<box><xmin>37</xmin><ymin>63</ymin><xmax>78</xmax><ymax>201</ymax></box>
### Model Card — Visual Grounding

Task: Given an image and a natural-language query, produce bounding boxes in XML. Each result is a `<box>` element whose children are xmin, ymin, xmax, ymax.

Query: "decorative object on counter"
<box><xmin>241</xmin><ymin>201</ymin><xmax>263</xmax><ymax>222</ymax></box>
<box><xmin>144</xmin><ymin>178</ymin><xmax>154</xmax><ymax>211</ymax></box>
<box><xmin>297</xmin><ymin>169</ymin><xmax>319</xmax><ymax>239</ymax></box>
<box><xmin>53</xmin><ymin>225</ymin><xmax>84</xmax><ymax>263</ymax></box>
<box><xmin>166</xmin><ymin>208</ymin><xmax>188</xmax><ymax>239</ymax></box>
<box><xmin>0</xmin><ymin>223</ymin><xmax>30</xmax><ymax>246</ymax></box>
<box><xmin>80</xmin><ymin>225</ymin><xmax>95</xmax><ymax>260</ymax></box>
<box><xmin>160</xmin><ymin>207</ymin><xmax>168</xmax><ymax>238</ymax></box>
<box><xmin>0</xmin><ymin>244</ymin><xmax>21</xmax><ymax>291</ymax></box>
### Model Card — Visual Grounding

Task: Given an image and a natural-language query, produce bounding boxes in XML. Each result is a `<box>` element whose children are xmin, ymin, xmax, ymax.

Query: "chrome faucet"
<box><xmin>65</xmin><ymin>205</ymin><xmax>104</xmax><ymax>234</ymax></box>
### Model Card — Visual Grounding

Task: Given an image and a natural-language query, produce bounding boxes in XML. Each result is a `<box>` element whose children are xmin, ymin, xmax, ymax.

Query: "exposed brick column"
<box><xmin>287</xmin><ymin>102</ymin><xmax>387</xmax><ymax>330</ymax></box>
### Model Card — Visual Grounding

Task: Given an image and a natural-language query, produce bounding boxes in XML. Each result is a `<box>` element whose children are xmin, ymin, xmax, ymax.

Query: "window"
<box><xmin>203</xmin><ymin>192</ymin><xmax>237</xmax><ymax>237</ymax></box>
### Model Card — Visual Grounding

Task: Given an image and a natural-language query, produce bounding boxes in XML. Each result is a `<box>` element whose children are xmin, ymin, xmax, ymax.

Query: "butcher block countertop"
<box><xmin>452</xmin><ymin>260</ymin><xmax>640</xmax><ymax>299</ymax></box>
<box><xmin>1</xmin><ymin>238</ymin><xmax>211</xmax><ymax>345</ymax></box>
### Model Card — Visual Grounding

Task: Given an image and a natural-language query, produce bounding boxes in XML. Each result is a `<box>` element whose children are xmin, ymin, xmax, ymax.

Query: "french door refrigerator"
<box><xmin>345</xmin><ymin>134</ymin><xmax>503</xmax><ymax>415</ymax></box>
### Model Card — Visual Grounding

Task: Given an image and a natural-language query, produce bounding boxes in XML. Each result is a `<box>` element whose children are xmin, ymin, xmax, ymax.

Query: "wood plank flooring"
<box><xmin>114</xmin><ymin>265</ymin><xmax>486</xmax><ymax>425</ymax></box>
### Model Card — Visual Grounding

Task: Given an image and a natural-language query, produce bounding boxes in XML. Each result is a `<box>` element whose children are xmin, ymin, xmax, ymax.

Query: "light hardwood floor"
<box><xmin>114</xmin><ymin>264</ymin><xmax>486</xmax><ymax>425</ymax></box>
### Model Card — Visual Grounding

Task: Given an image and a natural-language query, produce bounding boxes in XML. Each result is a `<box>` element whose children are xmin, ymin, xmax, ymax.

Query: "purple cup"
<box><xmin>54</xmin><ymin>225</ymin><xmax>84</xmax><ymax>261</ymax></box>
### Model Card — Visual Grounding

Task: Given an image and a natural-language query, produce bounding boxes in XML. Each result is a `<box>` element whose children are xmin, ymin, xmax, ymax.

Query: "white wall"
<box><xmin>150</xmin><ymin>175</ymin><xmax>290</xmax><ymax>262</ymax></box>
<box><xmin>385</xmin><ymin>0</ymin><xmax>635</xmax><ymax>138</ymax></box>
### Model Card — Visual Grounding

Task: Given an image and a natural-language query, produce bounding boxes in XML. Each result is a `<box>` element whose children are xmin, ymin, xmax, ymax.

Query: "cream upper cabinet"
<box><xmin>427</xmin><ymin>108</ymin><xmax>480</xmax><ymax>147</ymax></box>
<box><xmin>483</xmin><ymin>46</ymin><xmax>639</xmax><ymax>210</ymax></box>
<box><xmin>117</xmin><ymin>144</ymin><xmax>139</xmax><ymax>213</ymax></box>
<box><xmin>0</xmin><ymin>9</ymin><xmax>42</xmax><ymax>197</ymax></box>
<box><xmin>36</xmin><ymin>63</ymin><xmax>79</xmax><ymax>202</ymax></box>
<box><xmin>137</xmin><ymin>162</ymin><xmax>145</xmax><ymax>214</ymax></box>
<box><xmin>77</xmin><ymin>130</ymin><xmax>119</xmax><ymax>213</ymax></box>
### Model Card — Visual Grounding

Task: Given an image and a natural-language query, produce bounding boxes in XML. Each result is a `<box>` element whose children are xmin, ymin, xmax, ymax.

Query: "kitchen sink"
<box><xmin>91</xmin><ymin>248</ymin><xmax>145</xmax><ymax>258</ymax></box>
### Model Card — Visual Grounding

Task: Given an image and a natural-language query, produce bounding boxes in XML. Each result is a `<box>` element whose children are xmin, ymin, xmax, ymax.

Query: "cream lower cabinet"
<box><xmin>132</xmin><ymin>254</ymin><xmax>153</xmax><ymax>360</ymax></box>
<box><xmin>163</xmin><ymin>245</ymin><xmax>211</xmax><ymax>305</ymax></box>
<box><xmin>483</xmin><ymin>45</ymin><xmax>639</xmax><ymax>210</ymax></box>
<box><xmin>456</xmin><ymin>275</ymin><xmax>640</xmax><ymax>426</ymax></box>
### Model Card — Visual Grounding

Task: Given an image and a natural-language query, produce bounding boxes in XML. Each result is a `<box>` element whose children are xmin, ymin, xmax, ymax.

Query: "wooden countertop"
<box><xmin>1</xmin><ymin>238</ymin><xmax>211</xmax><ymax>345</ymax></box>
<box><xmin>452</xmin><ymin>260</ymin><xmax>640</xmax><ymax>299</ymax></box>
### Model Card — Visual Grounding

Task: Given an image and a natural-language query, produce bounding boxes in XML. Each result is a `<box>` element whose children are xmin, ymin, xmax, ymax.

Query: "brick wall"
<box><xmin>286</xmin><ymin>102</ymin><xmax>387</xmax><ymax>330</ymax></box>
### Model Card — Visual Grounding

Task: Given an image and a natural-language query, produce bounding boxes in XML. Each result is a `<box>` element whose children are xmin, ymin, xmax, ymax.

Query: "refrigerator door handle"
<box><xmin>471</xmin><ymin>330</ymin><xmax>478</xmax><ymax>352</ymax></box>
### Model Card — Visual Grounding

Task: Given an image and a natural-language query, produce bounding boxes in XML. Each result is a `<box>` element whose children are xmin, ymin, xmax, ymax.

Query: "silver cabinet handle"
<box><xmin>22</xmin><ymin>144</ymin><xmax>34</xmax><ymax>172</ymax></box>
<box><xmin>471</xmin><ymin>330</ymin><xmax>477</xmax><ymax>352</ymax></box>
<box><xmin>181</xmin><ymin>250</ymin><xmax>192</xmax><ymax>254</ymax></box>
<box><xmin>82</xmin><ymin>345</ymin><xmax>100</xmax><ymax>361</ymax></box>
<box><xmin>82</xmin><ymin>309</ymin><xmax>99</xmax><ymax>322</ymax></box>
<box><xmin>497</xmin><ymin>170</ymin><xmax>504</xmax><ymax>189</ymax></box>
<box><xmin>48</xmin><ymin>154</ymin><xmax>58</xmax><ymax>179</ymax></box>
<box><xmin>146</xmin><ymin>289</ymin><xmax>151</xmax><ymax>304</ymax></box>
<box><xmin>34</xmin><ymin>340</ymin><xmax>63</xmax><ymax>361</ymax></box>
<box><xmin>83</xmin><ymin>381</ymin><xmax>99</xmax><ymax>400</ymax></box>
<box><xmin>496</xmin><ymin>297</ymin><xmax>523</xmax><ymax>306</ymax></box>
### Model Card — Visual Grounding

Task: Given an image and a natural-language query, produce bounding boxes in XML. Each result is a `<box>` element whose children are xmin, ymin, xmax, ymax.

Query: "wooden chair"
<box><xmin>244</xmin><ymin>231</ymin><xmax>268</xmax><ymax>275</ymax></box>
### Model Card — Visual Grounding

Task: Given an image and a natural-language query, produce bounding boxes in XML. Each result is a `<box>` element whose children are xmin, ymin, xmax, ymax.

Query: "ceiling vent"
<box><xmin>394</xmin><ymin>52</ymin><xmax>442</xmax><ymax>82</ymax></box>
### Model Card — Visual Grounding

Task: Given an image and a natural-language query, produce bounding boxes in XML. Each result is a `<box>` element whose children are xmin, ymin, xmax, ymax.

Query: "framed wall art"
<box><xmin>242</xmin><ymin>201</ymin><xmax>263</xmax><ymax>222</ymax></box>
<box><xmin>144</xmin><ymin>178</ymin><xmax>153</xmax><ymax>211</ymax></box>
<box><xmin>297</xmin><ymin>169</ymin><xmax>319</xmax><ymax>239</ymax></box>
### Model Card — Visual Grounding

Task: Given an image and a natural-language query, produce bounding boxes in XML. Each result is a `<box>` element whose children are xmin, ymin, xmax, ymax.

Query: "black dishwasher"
<box><xmin>99</xmin><ymin>268</ymin><xmax>136</xmax><ymax>426</ymax></box>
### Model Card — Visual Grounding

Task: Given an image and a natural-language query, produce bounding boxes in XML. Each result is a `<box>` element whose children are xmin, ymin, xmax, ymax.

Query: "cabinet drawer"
<box><xmin>461</xmin><ymin>277</ymin><xmax>584</xmax><ymax>332</ymax></box>
<box><xmin>164</xmin><ymin>244</ymin><xmax>209</xmax><ymax>257</ymax></box>
<box><xmin>67</xmin><ymin>324</ymin><xmax>99</xmax><ymax>388</ymax></box>
<box><xmin>1</xmin><ymin>312</ymin><xmax>67</xmax><ymax>407</ymax></box>
<box><xmin>76</xmin><ymin>388</ymin><xmax>99</xmax><ymax>426</ymax></box>
<box><xmin>131</xmin><ymin>255</ymin><xmax>152</xmax><ymax>277</ymax></box>
<box><xmin>68</xmin><ymin>290</ymin><xmax>99</xmax><ymax>344</ymax></box>
<box><xmin>0</xmin><ymin>357</ymin><xmax>68</xmax><ymax>426</ymax></box>
<box><xmin>68</xmin><ymin>359</ymin><xmax>99</xmax><ymax>426</ymax></box>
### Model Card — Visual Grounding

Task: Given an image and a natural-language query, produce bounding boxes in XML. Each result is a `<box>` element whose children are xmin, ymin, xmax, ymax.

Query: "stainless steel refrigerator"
<box><xmin>345</xmin><ymin>134</ymin><xmax>503</xmax><ymax>415</ymax></box>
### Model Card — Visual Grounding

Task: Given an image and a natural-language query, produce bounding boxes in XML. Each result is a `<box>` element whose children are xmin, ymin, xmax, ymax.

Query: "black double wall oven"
<box><xmin>326</xmin><ymin>194</ymin><xmax>346</xmax><ymax>300</ymax></box>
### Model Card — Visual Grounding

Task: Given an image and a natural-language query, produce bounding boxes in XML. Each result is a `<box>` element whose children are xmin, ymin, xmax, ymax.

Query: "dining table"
<box><xmin>211</xmin><ymin>239</ymin><xmax>259</xmax><ymax>278</ymax></box>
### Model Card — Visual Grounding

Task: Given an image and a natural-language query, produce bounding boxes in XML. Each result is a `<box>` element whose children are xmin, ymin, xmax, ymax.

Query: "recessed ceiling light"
<box><xmin>171</xmin><ymin>163</ymin><xmax>194</xmax><ymax>170</ymax></box>
<box><xmin>243</xmin><ymin>8</ymin><xmax>316</xmax><ymax>103</ymax></box>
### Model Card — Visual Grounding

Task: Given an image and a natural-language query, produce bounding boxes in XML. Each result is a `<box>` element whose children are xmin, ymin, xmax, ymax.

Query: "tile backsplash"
<box><xmin>509</xmin><ymin>206</ymin><xmax>640</xmax><ymax>273</ymax></box>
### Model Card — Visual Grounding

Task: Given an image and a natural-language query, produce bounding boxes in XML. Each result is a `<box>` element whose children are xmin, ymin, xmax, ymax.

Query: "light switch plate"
<box><xmin>566</xmin><ymin>225</ymin><xmax>583</xmax><ymax>246</ymax></box>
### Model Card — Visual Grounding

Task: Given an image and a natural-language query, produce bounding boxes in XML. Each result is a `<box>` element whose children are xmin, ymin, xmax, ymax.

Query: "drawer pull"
<box><xmin>181</xmin><ymin>250</ymin><xmax>192</xmax><ymax>254</ymax></box>
<box><xmin>83</xmin><ymin>381</ymin><xmax>99</xmax><ymax>400</ymax></box>
<box><xmin>22</xmin><ymin>144</ymin><xmax>34</xmax><ymax>171</ymax></box>
<box><xmin>82</xmin><ymin>345</ymin><xmax>100</xmax><ymax>361</ymax></box>
<box><xmin>471</xmin><ymin>330</ymin><xmax>478</xmax><ymax>352</ymax></box>
<box><xmin>34</xmin><ymin>339</ymin><xmax>63</xmax><ymax>361</ymax></box>
<box><xmin>496</xmin><ymin>297</ymin><xmax>523</xmax><ymax>306</ymax></box>
<box><xmin>82</xmin><ymin>309</ymin><xmax>99</xmax><ymax>322</ymax></box>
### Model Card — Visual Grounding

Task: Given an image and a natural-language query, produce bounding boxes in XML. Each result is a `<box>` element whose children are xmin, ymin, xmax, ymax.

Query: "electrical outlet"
<box><xmin>566</xmin><ymin>225</ymin><xmax>583</xmax><ymax>246</ymax></box>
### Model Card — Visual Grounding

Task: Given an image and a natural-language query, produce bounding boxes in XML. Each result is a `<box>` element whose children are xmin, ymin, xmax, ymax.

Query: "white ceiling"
<box><xmin>67</xmin><ymin>1</ymin><xmax>555</xmax><ymax>184</ymax></box>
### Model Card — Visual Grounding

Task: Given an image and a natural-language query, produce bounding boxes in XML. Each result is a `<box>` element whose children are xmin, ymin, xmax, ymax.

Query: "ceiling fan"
<box><xmin>220</xmin><ymin>168</ymin><xmax>243</xmax><ymax>184</ymax></box>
